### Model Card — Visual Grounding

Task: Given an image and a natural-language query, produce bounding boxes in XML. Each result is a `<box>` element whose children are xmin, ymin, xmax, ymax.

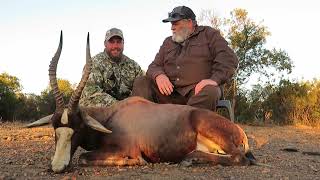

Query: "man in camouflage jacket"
<box><xmin>80</xmin><ymin>28</ymin><xmax>143</xmax><ymax>107</ymax></box>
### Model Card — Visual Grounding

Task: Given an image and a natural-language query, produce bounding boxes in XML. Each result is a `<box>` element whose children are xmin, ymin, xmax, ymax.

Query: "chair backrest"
<box><xmin>219</xmin><ymin>85</ymin><xmax>225</xmax><ymax>100</ymax></box>
<box><xmin>217</xmin><ymin>85</ymin><xmax>235</xmax><ymax>122</ymax></box>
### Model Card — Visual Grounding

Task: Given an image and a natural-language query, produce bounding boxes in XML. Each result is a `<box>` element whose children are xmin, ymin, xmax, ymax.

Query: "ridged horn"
<box><xmin>80</xmin><ymin>110</ymin><xmax>112</xmax><ymax>133</ymax></box>
<box><xmin>67</xmin><ymin>32</ymin><xmax>92</xmax><ymax>113</ymax></box>
<box><xmin>25</xmin><ymin>114</ymin><xmax>53</xmax><ymax>128</ymax></box>
<box><xmin>49</xmin><ymin>30</ymin><xmax>65</xmax><ymax>112</ymax></box>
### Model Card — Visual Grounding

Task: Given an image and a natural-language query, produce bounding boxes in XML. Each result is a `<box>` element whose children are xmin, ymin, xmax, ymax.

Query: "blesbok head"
<box><xmin>26</xmin><ymin>31</ymin><xmax>112</xmax><ymax>173</ymax></box>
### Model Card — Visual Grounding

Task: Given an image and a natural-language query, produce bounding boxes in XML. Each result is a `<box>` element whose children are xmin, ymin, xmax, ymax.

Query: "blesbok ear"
<box><xmin>80</xmin><ymin>110</ymin><xmax>112</xmax><ymax>134</ymax></box>
<box><xmin>25</xmin><ymin>114</ymin><xmax>53</xmax><ymax>128</ymax></box>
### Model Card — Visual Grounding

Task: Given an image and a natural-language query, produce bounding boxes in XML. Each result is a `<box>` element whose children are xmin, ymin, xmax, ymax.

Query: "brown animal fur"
<box><xmin>76</xmin><ymin>97</ymin><xmax>254</xmax><ymax>167</ymax></box>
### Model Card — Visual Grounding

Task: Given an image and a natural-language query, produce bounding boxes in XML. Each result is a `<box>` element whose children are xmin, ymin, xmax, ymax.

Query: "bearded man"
<box><xmin>132</xmin><ymin>6</ymin><xmax>238</xmax><ymax>111</ymax></box>
<box><xmin>80</xmin><ymin>28</ymin><xmax>143</xmax><ymax>107</ymax></box>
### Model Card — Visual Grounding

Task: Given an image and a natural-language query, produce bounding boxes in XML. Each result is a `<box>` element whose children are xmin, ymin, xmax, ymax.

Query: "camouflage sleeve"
<box><xmin>80</xmin><ymin>55</ymin><xmax>118</xmax><ymax>107</ymax></box>
<box><xmin>124</xmin><ymin>58</ymin><xmax>144</xmax><ymax>97</ymax></box>
<box><xmin>135</xmin><ymin>62</ymin><xmax>145</xmax><ymax>77</ymax></box>
<box><xmin>79</xmin><ymin>92</ymin><xmax>118</xmax><ymax>107</ymax></box>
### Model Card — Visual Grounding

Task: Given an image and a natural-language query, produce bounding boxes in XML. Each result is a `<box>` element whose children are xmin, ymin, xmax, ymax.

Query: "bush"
<box><xmin>239</xmin><ymin>79</ymin><xmax>320</xmax><ymax>126</ymax></box>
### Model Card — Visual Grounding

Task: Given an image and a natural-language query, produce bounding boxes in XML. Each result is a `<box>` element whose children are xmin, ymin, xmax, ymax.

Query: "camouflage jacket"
<box><xmin>80</xmin><ymin>51</ymin><xmax>144</xmax><ymax>107</ymax></box>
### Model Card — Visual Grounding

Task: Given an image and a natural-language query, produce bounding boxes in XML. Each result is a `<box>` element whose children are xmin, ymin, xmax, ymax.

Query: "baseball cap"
<box><xmin>105</xmin><ymin>28</ymin><xmax>124</xmax><ymax>41</ymax></box>
<box><xmin>162</xmin><ymin>6</ymin><xmax>196</xmax><ymax>23</ymax></box>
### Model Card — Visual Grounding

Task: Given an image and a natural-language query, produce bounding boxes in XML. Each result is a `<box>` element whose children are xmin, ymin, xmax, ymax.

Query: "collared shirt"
<box><xmin>80</xmin><ymin>51</ymin><xmax>144</xmax><ymax>107</ymax></box>
<box><xmin>147</xmin><ymin>26</ymin><xmax>238</xmax><ymax>96</ymax></box>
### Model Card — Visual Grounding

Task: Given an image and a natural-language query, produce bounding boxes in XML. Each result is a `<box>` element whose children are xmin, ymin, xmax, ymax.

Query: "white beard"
<box><xmin>172</xmin><ymin>27</ymin><xmax>192</xmax><ymax>43</ymax></box>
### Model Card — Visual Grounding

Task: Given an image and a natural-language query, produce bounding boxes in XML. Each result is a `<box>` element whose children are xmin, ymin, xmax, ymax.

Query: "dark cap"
<box><xmin>162</xmin><ymin>6</ymin><xmax>196</xmax><ymax>23</ymax></box>
<box><xmin>105</xmin><ymin>28</ymin><xmax>124</xmax><ymax>41</ymax></box>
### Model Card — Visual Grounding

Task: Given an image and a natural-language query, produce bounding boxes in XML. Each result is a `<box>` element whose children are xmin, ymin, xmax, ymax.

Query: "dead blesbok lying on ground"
<box><xmin>26</xmin><ymin>31</ymin><xmax>256</xmax><ymax>173</ymax></box>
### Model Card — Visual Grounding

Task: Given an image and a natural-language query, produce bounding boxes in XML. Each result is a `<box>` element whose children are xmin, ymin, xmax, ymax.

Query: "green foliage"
<box><xmin>0</xmin><ymin>73</ymin><xmax>22</xmax><ymax>120</ymax></box>
<box><xmin>238</xmin><ymin>80</ymin><xmax>320</xmax><ymax>126</ymax></box>
<box><xmin>0</xmin><ymin>72</ymin><xmax>23</xmax><ymax>93</ymax></box>
<box><xmin>28</xmin><ymin>78</ymin><xmax>74</xmax><ymax>119</ymax></box>
<box><xmin>14</xmin><ymin>94</ymin><xmax>41</xmax><ymax>121</ymax></box>
<box><xmin>56</xmin><ymin>79</ymin><xmax>74</xmax><ymax>98</ymax></box>
<box><xmin>37</xmin><ymin>90</ymin><xmax>56</xmax><ymax>117</ymax></box>
<box><xmin>264</xmin><ymin>79</ymin><xmax>320</xmax><ymax>126</ymax></box>
<box><xmin>233</xmin><ymin>89</ymin><xmax>255</xmax><ymax>123</ymax></box>
<box><xmin>0</xmin><ymin>73</ymin><xmax>74</xmax><ymax>121</ymax></box>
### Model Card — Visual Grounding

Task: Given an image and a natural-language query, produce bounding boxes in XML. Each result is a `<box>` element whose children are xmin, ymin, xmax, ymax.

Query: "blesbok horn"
<box><xmin>25</xmin><ymin>114</ymin><xmax>53</xmax><ymax>128</ymax></box>
<box><xmin>26</xmin><ymin>31</ymin><xmax>65</xmax><ymax>128</ymax></box>
<box><xmin>49</xmin><ymin>30</ymin><xmax>65</xmax><ymax>112</ymax></box>
<box><xmin>67</xmin><ymin>32</ymin><xmax>92</xmax><ymax>113</ymax></box>
<box><xmin>80</xmin><ymin>110</ymin><xmax>112</xmax><ymax>133</ymax></box>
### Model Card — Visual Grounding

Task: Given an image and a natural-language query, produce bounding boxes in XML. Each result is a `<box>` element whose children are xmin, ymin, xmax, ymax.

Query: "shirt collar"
<box><xmin>189</xmin><ymin>25</ymin><xmax>204</xmax><ymax>38</ymax></box>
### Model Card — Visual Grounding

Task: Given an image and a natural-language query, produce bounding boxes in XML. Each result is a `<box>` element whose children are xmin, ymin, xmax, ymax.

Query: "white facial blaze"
<box><xmin>61</xmin><ymin>108</ymin><xmax>69</xmax><ymax>124</ymax></box>
<box><xmin>51</xmin><ymin>127</ymin><xmax>74</xmax><ymax>173</ymax></box>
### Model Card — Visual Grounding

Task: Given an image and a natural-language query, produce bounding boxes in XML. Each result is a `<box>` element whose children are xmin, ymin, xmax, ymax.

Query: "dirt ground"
<box><xmin>0</xmin><ymin>122</ymin><xmax>319</xmax><ymax>180</ymax></box>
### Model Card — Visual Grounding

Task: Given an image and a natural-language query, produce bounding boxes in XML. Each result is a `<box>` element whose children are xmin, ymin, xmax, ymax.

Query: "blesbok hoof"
<box><xmin>50</xmin><ymin>163</ymin><xmax>68</xmax><ymax>173</ymax></box>
<box><xmin>78</xmin><ymin>159</ymin><xmax>89</xmax><ymax>166</ymax></box>
<box><xmin>78</xmin><ymin>154</ymin><xmax>90</xmax><ymax>166</ymax></box>
<box><xmin>180</xmin><ymin>159</ymin><xmax>193</xmax><ymax>167</ymax></box>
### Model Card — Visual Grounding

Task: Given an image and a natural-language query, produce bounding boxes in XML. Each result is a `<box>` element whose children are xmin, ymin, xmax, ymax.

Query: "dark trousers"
<box><xmin>132</xmin><ymin>76</ymin><xmax>221</xmax><ymax>111</ymax></box>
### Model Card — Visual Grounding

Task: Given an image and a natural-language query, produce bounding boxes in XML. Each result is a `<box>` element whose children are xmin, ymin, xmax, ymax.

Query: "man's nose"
<box><xmin>171</xmin><ymin>24</ymin><xmax>176</xmax><ymax>31</ymax></box>
<box><xmin>111</xmin><ymin>43</ymin><xmax>121</xmax><ymax>48</ymax></box>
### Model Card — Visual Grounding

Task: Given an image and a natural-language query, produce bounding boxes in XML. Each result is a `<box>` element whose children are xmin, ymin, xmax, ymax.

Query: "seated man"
<box><xmin>132</xmin><ymin>6</ymin><xmax>238</xmax><ymax>111</ymax></box>
<box><xmin>80</xmin><ymin>28</ymin><xmax>143</xmax><ymax>107</ymax></box>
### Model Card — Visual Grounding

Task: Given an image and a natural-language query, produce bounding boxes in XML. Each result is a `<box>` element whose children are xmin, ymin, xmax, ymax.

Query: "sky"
<box><xmin>0</xmin><ymin>0</ymin><xmax>319</xmax><ymax>94</ymax></box>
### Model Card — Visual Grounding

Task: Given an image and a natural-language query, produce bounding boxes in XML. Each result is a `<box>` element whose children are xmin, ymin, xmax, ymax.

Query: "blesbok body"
<box><xmin>27</xmin><ymin>32</ymin><xmax>255</xmax><ymax>173</ymax></box>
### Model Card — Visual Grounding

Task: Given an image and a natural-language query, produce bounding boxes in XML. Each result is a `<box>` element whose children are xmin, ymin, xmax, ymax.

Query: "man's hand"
<box><xmin>195</xmin><ymin>79</ymin><xmax>218</xmax><ymax>95</ymax></box>
<box><xmin>155</xmin><ymin>74</ymin><xmax>174</xmax><ymax>96</ymax></box>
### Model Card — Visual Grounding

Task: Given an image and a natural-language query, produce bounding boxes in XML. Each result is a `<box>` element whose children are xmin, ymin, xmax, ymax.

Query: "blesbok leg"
<box><xmin>181</xmin><ymin>150</ymin><xmax>236</xmax><ymax>166</ymax></box>
<box><xmin>190</xmin><ymin>110</ymin><xmax>250</xmax><ymax>165</ymax></box>
<box><xmin>78</xmin><ymin>150</ymin><xmax>147</xmax><ymax>166</ymax></box>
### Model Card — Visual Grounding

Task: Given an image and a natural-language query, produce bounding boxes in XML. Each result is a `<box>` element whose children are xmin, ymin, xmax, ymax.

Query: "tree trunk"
<box><xmin>232</xmin><ymin>79</ymin><xmax>237</xmax><ymax>121</ymax></box>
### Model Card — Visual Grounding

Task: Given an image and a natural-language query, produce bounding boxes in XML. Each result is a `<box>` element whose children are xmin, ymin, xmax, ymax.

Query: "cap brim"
<box><xmin>162</xmin><ymin>17</ymin><xmax>183</xmax><ymax>23</ymax></box>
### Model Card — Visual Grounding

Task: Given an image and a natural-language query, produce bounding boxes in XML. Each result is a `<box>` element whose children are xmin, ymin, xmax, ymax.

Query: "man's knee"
<box><xmin>187</xmin><ymin>85</ymin><xmax>221</xmax><ymax>111</ymax></box>
<box><xmin>201</xmin><ymin>85</ymin><xmax>221</xmax><ymax>101</ymax></box>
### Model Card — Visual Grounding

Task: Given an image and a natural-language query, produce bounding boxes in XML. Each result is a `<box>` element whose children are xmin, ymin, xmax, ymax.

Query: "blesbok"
<box><xmin>27</xmin><ymin>31</ymin><xmax>256</xmax><ymax>173</ymax></box>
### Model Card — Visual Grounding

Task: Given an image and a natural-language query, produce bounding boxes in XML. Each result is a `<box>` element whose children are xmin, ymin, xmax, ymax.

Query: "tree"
<box><xmin>37</xmin><ymin>78</ymin><xmax>75</xmax><ymax>116</ymax></box>
<box><xmin>37</xmin><ymin>89</ymin><xmax>56</xmax><ymax>117</ymax></box>
<box><xmin>198</xmin><ymin>9</ymin><xmax>293</xmax><ymax>115</ymax></box>
<box><xmin>14</xmin><ymin>93</ymin><xmax>41</xmax><ymax>121</ymax></box>
<box><xmin>0</xmin><ymin>72</ymin><xmax>75</xmax><ymax>121</ymax></box>
<box><xmin>0</xmin><ymin>72</ymin><xmax>22</xmax><ymax>93</ymax></box>
<box><xmin>0</xmin><ymin>73</ymin><xmax>22</xmax><ymax>120</ymax></box>
<box><xmin>56</xmin><ymin>79</ymin><xmax>74</xmax><ymax>98</ymax></box>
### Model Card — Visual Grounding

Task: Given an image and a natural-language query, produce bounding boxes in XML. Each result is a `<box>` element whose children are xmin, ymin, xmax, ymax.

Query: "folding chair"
<box><xmin>216</xmin><ymin>86</ymin><xmax>235</xmax><ymax>122</ymax></box>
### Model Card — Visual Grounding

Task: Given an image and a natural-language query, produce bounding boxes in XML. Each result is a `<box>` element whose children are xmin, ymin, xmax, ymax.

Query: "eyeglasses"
<box><xmin>168</xmin><ymin>12</ymin><xmax>186</xmax><ymax>19</ymax></box>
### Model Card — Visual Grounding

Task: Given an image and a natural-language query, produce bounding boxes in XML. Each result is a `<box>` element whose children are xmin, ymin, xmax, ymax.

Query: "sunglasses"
<box><xmin>168</xmin><ymin>12</ymin><xmax>186</xmax><ymax>19</ymax></box>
